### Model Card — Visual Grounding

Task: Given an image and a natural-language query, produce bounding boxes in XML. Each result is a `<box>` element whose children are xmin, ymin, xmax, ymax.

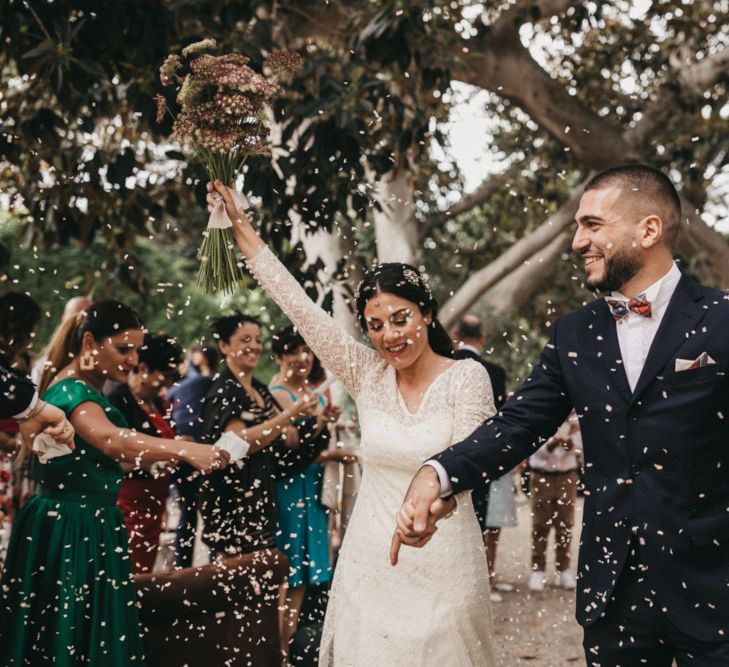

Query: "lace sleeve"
<box><xmin>246</xmin><ymin>245</ymin><xmax>378</xmax><ymax>399</ymax></box>
<box><xmin>451</xmin><ymin>360</ymin><xmax>496</xmax><ymax>444</ymax></box>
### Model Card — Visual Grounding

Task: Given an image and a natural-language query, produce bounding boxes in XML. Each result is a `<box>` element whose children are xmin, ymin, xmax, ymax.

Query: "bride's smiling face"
<box><xmin>363</xmin><ymin>291</ymin><xmax>432</xmax><ymax>370</ymax></box>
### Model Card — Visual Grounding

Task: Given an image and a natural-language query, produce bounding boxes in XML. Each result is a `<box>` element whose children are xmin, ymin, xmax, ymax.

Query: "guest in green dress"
<box><xmin>0</xmin><ymin>300</ymin><xmax>229</xmax><ymax>666</ymax></box>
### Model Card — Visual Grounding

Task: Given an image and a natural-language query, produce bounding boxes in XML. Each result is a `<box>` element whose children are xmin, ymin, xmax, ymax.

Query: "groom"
<box><xmin>392</xmin><ymin>165</ymin><xmax>729</xmax><ymax>665</ymax></box>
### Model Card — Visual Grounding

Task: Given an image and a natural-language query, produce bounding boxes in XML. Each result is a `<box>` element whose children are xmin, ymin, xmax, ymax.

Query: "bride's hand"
<box><xmin>390</xmin><ymin>465</ymin><xmax>452</xmax><ymax>565</ymax></box>
<box><xmin>206</xmin><ymin>181</ymin><xmax>248</xmax><ymax>223</ymax></box>
<box><xmin>206</xmin><ymin>181</ymin><xmax>264</xmax><ymax>259</ymax></box>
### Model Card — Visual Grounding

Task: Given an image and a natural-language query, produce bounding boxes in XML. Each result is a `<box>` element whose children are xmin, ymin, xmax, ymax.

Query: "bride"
<box><xmin>209</xmin><ymin>181</ymin><xmax>497</xmax><ymax>666</ymax></box>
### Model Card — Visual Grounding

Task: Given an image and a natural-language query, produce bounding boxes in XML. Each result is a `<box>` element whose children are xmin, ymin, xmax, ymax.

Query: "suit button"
<box><xmin>628</xmin><ymin>409</ymin><xmax>638</xmax><ymax>421</ymax></box>
<box><xmin>629</xmin><ymin>464</ymin><xmax>640</xmax><ymax>475</ymax></box>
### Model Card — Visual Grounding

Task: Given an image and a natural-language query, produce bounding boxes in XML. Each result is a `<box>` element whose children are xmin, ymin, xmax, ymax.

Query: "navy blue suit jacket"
<box><xmin>436</xmin><ymin>274</ymin><xmax>729</xmax><ymax>639</ymax></box>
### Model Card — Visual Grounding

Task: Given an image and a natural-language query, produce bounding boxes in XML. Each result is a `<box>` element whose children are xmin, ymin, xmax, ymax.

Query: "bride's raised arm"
<box><xmin>208</xmin><ymin>181</ymin><xmax>378</xmax><ymax>399</ymax></box>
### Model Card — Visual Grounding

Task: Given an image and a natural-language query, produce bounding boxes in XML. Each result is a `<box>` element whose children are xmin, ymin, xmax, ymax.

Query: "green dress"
<box><xmin>0</xmin><ymin>379</ymin><xmax>145</xmax><ymax>666</ymax></box>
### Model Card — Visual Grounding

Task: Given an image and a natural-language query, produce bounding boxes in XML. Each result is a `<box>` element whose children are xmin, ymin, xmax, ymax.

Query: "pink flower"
<box><xmin>159</xmin><ymin>55</ymin><xmax>182</xmax><ymax>87</ymax></box>
<box><xmin>263</xmin><ymin>50</ymin><xmax>303</xmax><ymax>80</ymax></box>
<box><xmin>154</xmin><ymin>94</ymin><xmax>166</xmax><ymax>124</ymax></box>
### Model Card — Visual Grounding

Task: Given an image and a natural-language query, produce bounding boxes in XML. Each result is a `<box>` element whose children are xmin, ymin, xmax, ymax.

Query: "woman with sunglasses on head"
<box><xmin>0</xmin><ymin>300</ymin><xmax>229</xmax><ymax>666</ymax></box>
<box><xmin>208</xmin><ymin>182</ymin><xmax>497</xmax><ymax>666</ymax></box>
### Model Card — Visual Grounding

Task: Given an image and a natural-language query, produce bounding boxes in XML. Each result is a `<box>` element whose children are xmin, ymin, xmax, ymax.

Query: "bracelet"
<box><xmin>17</xmin><ymin>399</ymin><xmax>46</xmax><ymax>423</ymax></box>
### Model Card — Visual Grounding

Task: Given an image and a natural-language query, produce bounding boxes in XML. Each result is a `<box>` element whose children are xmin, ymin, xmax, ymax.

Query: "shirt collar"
<box><xmin>607</xmin><ymin>261</ymin><xmax>681</xmax><ymax>315</ymax></box>
<box><xmin>458</xmin><ymin>344</ymin><xmax>481</xmax><ymax>355</ymax></box>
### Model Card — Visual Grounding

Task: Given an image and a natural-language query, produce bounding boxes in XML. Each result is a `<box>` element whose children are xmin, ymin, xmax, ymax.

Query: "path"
<box><xmin>491</xmin><ymin>490</ymin><xmax>585</xmax><ymax>666</ymax></box>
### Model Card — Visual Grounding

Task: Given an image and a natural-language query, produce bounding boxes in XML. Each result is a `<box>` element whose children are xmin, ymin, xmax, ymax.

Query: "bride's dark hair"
<box><xmin>354</xmin><ymin>263</ymin><xmax>454</xmax><ymax>358</ymax></box>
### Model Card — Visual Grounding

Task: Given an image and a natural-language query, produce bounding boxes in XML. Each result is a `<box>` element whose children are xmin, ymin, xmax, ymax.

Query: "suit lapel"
<box><xmin>591</xmin><ymin>301</ymin><xmax>632</xmax><ymax>402</ymax></box>
<box><xmin>630</xmin><ymin>273</ymin><xmax>707</xmax><ymax>403</ymax></box>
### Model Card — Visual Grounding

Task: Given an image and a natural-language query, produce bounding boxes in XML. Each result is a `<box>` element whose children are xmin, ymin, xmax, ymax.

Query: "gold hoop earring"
<box><xmin>79</xmin><ymin>351</ymin><xmax>95</xmax><ymax>371</ymax></box>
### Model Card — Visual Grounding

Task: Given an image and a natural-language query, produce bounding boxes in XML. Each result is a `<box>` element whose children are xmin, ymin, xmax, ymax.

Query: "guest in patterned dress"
<box><xmin>197</xmin><ymin>314</ymin><xmax>329</xmax><ymax>557</ymax></box>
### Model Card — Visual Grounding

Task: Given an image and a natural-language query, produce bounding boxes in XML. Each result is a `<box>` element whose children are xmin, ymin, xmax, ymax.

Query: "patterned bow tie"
<box><xmin>606</xmin><ymin>293</ymin><xmax>652</xmax><ymax>321</ymax></box>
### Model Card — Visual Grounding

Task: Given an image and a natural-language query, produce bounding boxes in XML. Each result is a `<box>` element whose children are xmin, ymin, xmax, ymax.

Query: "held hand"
<box><xmin>184</xmin><ymin>444</ymin><xmax>231</xmax><ymax>473</ymax></box>
<box><xmin>206</xmin><ymin>181</ymin><xmax>245</xmax><ymax>220</ymax></box>
<box><xmin>290</xmin><ymin>393</ymin><xmax>320</xmax><ymax>419</ymax></box>
<box><xmin>389</xmin><ymin>465</ymin><xmax>446</xmax><ymax>566</ymax></box>
<box><xmin>19</xmin><ymin>402</ymin><xmax>75</xmax><ymax>451</ymax></box>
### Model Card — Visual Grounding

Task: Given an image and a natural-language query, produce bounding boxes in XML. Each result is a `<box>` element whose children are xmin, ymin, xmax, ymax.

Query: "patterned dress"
<box><xmin>248</xmin><ymin>246</ymin><xmax>497</xmax><ymax>666</ymax></box>
<box><xmin>0</xmin><ymin>379</ymin><xmax>144</xmax><ymax>666</ymax></box>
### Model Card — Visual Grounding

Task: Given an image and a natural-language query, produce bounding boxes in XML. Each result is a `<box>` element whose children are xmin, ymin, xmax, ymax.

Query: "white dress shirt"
<box><xmin>428</xmin><ymin>261</ymin><xmax>683</xmax><ymax>497</ymax></box>
<box><xmin>610</xmin><ymin>261</ymin><xmax>681</xmax><ymax>391</ymax></box>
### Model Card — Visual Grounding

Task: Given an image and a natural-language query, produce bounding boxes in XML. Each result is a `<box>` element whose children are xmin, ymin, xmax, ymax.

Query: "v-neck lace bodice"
<box><xmin>248</xmin><ymin>246</ymin><xmax>497</xmax><ymax>666</ymax></box>
<box><xmin>393</xmin><ymin>363</ymin><xmax>457</xmax><ymax>416</ymax></box>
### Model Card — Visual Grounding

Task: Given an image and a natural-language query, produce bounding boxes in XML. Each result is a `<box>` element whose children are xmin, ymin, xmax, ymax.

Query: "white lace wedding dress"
<box><xmin>248</xmin><ymin>246</ymin><xmax>497</xmax><ymax>666</ymax></box>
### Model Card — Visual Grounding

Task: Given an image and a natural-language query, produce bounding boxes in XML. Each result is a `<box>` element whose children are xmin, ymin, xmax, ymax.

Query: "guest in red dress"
<box><xmin>110</xmin><ymin>333</ymin><xmax>182</xmax><ymax>573</ymax></box>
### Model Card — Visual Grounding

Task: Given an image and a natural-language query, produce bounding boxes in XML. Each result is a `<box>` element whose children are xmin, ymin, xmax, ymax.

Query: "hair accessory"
<box><xmin>402</xmin><ymin>268</ymin><xmax>432</xmax><ymax>298</ymax></box>
<box><xmin>354</xmin><ymin>265</ymin><xmax>433</xmax><ymax>303</ymax></box>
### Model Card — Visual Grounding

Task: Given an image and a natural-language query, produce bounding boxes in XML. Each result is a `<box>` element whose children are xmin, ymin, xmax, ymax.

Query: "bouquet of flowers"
<box><xmin>156</xmin><ymin>39</ymin><xmax>301</xmax><ymax>294</ymax></box>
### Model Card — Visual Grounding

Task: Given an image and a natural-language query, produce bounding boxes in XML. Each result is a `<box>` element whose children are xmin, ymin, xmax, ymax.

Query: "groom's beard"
<box><xmin>586</xmin><ymin>240</ymin><xmax>643</xmax><ymax>293</ymax></box>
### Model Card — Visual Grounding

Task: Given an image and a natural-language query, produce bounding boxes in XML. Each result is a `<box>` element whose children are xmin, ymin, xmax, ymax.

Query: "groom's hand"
<box><xmin>390</xmin><ymin>465</ymin><xmax>454</xmax><ymax>565</ymax></box>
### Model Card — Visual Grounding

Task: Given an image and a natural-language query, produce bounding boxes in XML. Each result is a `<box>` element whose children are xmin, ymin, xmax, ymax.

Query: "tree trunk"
<box><xmin>372</xmin><ymin>168</ymin><xmax>420</xmax><ymax>264</ymax></box>
<box><xmin>478</xmin><ymin>230</ymin><xmax>571</xmax><ymax>315</ymax></box>
<box><xmin>675</xmin><ymin>197</ymin><xmax>729</xmax><ymax>290</ymax></box>
<box><xmin>298</xmin><ymin>222</ymin><xmax>362</xmax><ymax>406</ymax></box>
<box><xmin>440</xmin><ymin>187</ymin><xmax>582</xmax><ymax>329</ymax></box>
<box><xmin>298</xmin><ymin>225</ymin><xmax>360</xmax><ymax>340</ymax></box>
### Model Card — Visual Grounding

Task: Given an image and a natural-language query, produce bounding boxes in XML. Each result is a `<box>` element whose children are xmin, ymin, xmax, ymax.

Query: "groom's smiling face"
<box><xmin>573</xmin><ymin>186</ymin><xmax>643</xmax><ymax>292</ymax></box>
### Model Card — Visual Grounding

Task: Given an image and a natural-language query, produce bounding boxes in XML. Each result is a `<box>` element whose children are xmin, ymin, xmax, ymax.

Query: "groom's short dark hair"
<box><xmin>584</xmin><ymin>165</ymin><xmax>681</xmax><ymax>248</ymax></box>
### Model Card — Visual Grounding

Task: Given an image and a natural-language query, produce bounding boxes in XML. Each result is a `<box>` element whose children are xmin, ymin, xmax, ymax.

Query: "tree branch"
<box><xmin>675</xmin><ymin>194</ymin><xmax>729</xmax><ymax>288</ymax></box>
<box><xmin>419</xmin><ymin>158</ymin><xmax>528</xmax><ymax>240</ymax></box>
<box><xmin>457</xmin><ymin>5</ymin><xmax>636</xmax><ymax>167</ymax></box>
<box><xmin>440</xmin><ymin>184</ymin><xmax>583</xmax><ymax>329</ymax></box>
<box><xmin>431</xmin><ymin>233</ymin><xmax>491</xmax><ymax>257</ymax></box>
<box><xmin>478</xmin><ymin>228</ymin><xmax>570</xmax><ymax>315</ymax></box>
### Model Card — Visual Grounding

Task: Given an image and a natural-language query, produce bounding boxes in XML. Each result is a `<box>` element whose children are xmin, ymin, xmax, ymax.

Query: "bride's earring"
<box><xmin>79</xmin><ymin>350</ymin><xmax>95</xmax><ymax>371</ymax></box>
